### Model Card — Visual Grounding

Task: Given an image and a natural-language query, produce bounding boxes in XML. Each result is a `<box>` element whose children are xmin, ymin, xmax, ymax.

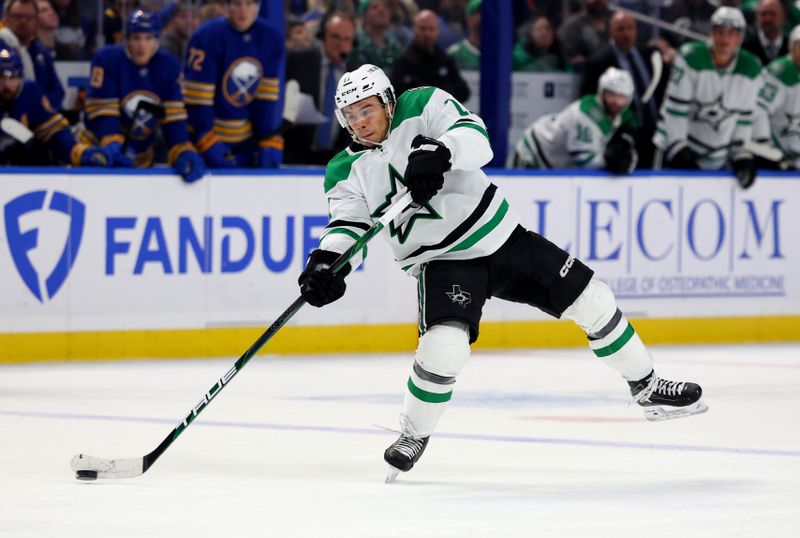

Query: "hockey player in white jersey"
<box><xmin>753</xmin><ymin>25</ymin><xmax>800</xmax><ymax>170</ymax></box>
<box><xmin>653</xmin><ymin>7</ymin><xmax>762</xmax><ymax>188</ymax></box>
<box><xmin>297</xmin><ymin>64</ymin><xmax>707</xmax><ymax>483</ymax></box>
<box><xmin>513</xmin><ymin>67</ymin><xmax>638</xmax><ymax>174</ymax></box>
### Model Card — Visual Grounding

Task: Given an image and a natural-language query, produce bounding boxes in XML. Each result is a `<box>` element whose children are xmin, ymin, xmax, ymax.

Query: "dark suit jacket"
<box><xmin>742</xmin><ymin>32</ymin><xmax>787</xmax><ymax>68</ymax></box>
<box><xmin>390</xmin><ymin>43</ymin><xmax>470</xmax><ymax>103</ymax></box>
<box><xmin>283</xmin><ymin>47</ymin><xmax>351</xmax><ymax>165</ymax></box>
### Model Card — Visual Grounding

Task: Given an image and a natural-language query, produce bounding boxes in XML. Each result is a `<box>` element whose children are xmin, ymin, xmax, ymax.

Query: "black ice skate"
<box><xmin>629</xmin><ymin>370</ymin><xmax>708</xmax><ymax>422</ymax></box>
<box><xmin>384</xmin><ymin>415</ymin><xmax>429</xmax><ymax>483</ymax></box>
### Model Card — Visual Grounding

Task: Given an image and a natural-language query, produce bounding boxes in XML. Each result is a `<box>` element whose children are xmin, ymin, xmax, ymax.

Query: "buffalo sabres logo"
<box><xmin>446</xmin><ymin>285</ymin><xmax>471</xmax><ymax>308</ymax></box>
<box><xmin>223</xmin><ymin>57</ymin><xmax>263</xmax><ymax>107</ymax></box>
<box><xmin>121</xmin><ymin>91</ymin><xmax>161</xmax><ymax>141</ymax></box>
<box><xmin>692</xmin><ymin>94</ymin><xmax>736</xmax><ymax>131</ymax></box>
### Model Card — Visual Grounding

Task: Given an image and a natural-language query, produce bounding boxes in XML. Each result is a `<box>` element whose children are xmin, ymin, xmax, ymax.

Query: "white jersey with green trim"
<box><xmin>653</xmin><ymin>41</ymin><xmax>762</xmax><ymax>170</ymax></box>
<box><xmin>753</xmin><ymin>55</ymin><xmax>800</xmax><ymax>168</ymax></box>
<box><xmin>318</xmin><ymin>86</ymin><xmax>519</xmax><ymax>274</ymax></box>
<box><xmin>514</xmin><ymin>95</ymin><xmax>632</xmax><ymax>169</ymax></box>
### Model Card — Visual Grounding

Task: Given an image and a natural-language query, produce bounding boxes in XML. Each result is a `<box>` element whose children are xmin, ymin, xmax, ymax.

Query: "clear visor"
<box><xmin>336</xmin><ymin>100</ymin><xmax>386</xmax><ymax>130</ymax></box>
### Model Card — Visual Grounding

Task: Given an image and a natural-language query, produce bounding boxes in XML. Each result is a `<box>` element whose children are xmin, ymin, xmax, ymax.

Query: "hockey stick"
<box><xmin>641</xmin><ymin>50</ymin><xmax>663</xmax><ymax>105</ymax></box>
<box><xmin>742</xmin><ymin>139</ymin><xmax>789</xmax><ymax>170</ymax></box>
<box><xmin>608</xmin><ymin>5</ymin><xmax>708</xmax><ymax>43</ymax></box>
<box><xmin>1</xmin><ymin>117</ymin><xmax>34</xmax><ymax>144</ymax></box>
<box><xmin>71</xmin><ymin>191</ymin><xmax>418</xmax><ymax>480</ymax></box>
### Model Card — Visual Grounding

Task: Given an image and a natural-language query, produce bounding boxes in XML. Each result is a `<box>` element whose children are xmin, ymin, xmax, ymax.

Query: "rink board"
<box><xmin>1</xmin><ymin>169</ymin><xmax>797</xmax><ymax>362</ymax></box>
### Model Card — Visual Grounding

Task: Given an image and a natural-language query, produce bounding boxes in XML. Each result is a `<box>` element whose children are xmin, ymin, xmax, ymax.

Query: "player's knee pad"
<box><xmin>561</xmin><ymin>278</ymin><xmax>619</xmax><ymax>337</ymax></box>
<box><xmin>415</xmin><ymin>321</ymin><xmax>471</xmax><ymax>378</ymax></box>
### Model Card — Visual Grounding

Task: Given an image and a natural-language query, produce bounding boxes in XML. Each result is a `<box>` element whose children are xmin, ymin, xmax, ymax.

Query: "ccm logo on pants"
<box><xmin>559</xmin><ymin>255</ymin><xmax>575</xmax><ymax>278</ymax></box>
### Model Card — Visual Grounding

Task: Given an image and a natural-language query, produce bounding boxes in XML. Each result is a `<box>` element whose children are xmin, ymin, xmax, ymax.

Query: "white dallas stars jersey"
<box><xmin>754</xmin><ymin>55</ymin><xmax>800</xmax><ymax>169</ymax></box>
<box><xmin>318</xmin><ymin>87</ymin><xmax>519</xmax><ymax>274</ymax></box>
<box><xmin>514</xmin><ymin>95</ymin><xmax>634</xmax><ymax>169</ymax></box>
<box><xmin>653</xmin><ymin>41</ymin><xmax>762</xmax><ymax>170</ymax></box>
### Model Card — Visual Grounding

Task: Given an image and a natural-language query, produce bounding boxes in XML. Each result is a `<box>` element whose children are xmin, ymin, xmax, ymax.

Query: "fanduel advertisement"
<box><xmin>1</xmin><ymin>172</ymin><xmax>797</xmax><ymax>333</ymax></box>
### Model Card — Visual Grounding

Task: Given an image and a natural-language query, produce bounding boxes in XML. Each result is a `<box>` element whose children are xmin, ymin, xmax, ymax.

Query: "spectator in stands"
<box><xmin>653</xmin><ymin>7</ymin><xmax>761</xmax><ymax>188</ymax></box>
<box><xmin>34</xmin><ymin>0</ymin><xmax>57</xmax><ymax>53</ymax></box>
<box><xmin>386</xmin><ymin>0</ymin><xmax>416</xmax><ymax>45</ymax></box>
<box><xmin>83</xmin><ymin>9</ymin><xmax>207</xmax><ymax>181</ymax></box>
<box><xmin>286</xmin><ymin>14</ymin><xmax>313</xmax><ymax>50</ymax></box>
<box><xmin>661</xmin><ymin>0</ymin><xmax>716</xmax><ymax>46</ymax></box>
<box><xmin>753</xmin><ymin>25</ymin><xmax>800</xmax><ymax>169</ymax></box>
<box><xmin>1</xmin><ymin>0</ymin><xmax>64</xmax><ymax>109</ymax></box>
<box><xmin>512</xmin><ymin>15</ymin><xmax>572</xmax><ymax>73</ymax></box>
<box><xmin>102</xmin><ymin>0</ymin><xmax>127</xmax><ymax>45</ymax></box>
<box><xmin>743</xmin><ymin>0</ymin><xmax>789</xmax><ymax>66</ymax></box>
<box><xmin>436</xmin><ymin>0</ymin><xmax>466</xmax><ymax>50</ymax></box>
<box><xmin>284</xmin><ymin>10</ymin><xmax>356</xmax><ymax>165</ymax></box>
<box><xmin>159</xmin><ymin>1</ymin><xmax>200</xmax><ymax>64</ymax></box>
<box><xmin>0</xmin><ymin>46</ymin><xmax>112</xmax><ymax>166</ymax></box>
<box><xmin>391</xmin><ymin>9</ymin><xmax>470</xmax><ymax>102</ymax></box>
<box><xmin>348</xmin><ymin>0</ymin><xmax>404</xmax><ymax>71</ymax></box>
<box><xmin>184</xmin><ymin>0</ymin><xmax>285</xmax><ymax>168</ymax></box>
<box><xmin>446</xmin><ymin>0</ymin><xmax>479</xmax><ymax>71</ymax></box>
<box><xmin>581</xmin><ymin>11</ymin><xmax>667</xmax><ymax>167</ymax></box>
<box><xmin>557</xmin><ymin>0</ymin><xmax>612</xmax><ymax>70</ymax></box>
<box><xmin>50</xmin><ymin>0</ymin><xmax>93</xmax><ymax>60</ymax></box>
<box><xmin>513</xmin><ymin>67</ymin><xmax>638</xmax><ymax>174</ymax></box>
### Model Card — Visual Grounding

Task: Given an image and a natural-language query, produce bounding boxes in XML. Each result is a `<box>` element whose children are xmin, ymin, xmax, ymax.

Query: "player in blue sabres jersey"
<box><xmin>0</xmin><ymin>46</ymin><xmax>110</xmax><ymax>166</ymax></box>
<box><xmin>184</xmin><ymin>0</ymin><xmax>284</xmax><ymax>168</ymax></box>
<box><xmin>84</xmin><ymin>9</ymin><xmax>207</xmax><ymax>182</ymax></box>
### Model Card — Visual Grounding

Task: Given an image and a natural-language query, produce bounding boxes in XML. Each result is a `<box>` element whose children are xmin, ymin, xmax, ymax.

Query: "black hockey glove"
<box><xmin>732</xmin><ymin>154</ymin><xmax>757</xmax><ymax>189</ymax></box>
<box><xmin>404</xmin><ymin>135</ymin><xmax>452</xmax><ymax>205</ymax></box>
<box><xmin>604</xmin><ymin>130</ymin><xmax>638</xmax><ymax>175</ymax></box>
<box><xmin>298</xmin><ymin>249</ymin><xmax>351</xmax><ymax>307</ymax></box>
<box><xmin>667</xmin><ymin>146</ymin><xmax>699</xmax><ymax>170</ymax></box>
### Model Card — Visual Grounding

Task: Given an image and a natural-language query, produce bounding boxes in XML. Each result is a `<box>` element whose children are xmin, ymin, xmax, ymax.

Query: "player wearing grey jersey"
<box><xmin>653</xmin><ymin>7</ymin><xmax>762</xmax><ymax>188</ymax></box>
<box><xmin>297</xmin><ymin>64</ymin><xmax>707</xmax><ymax>483</ymax></box>
<box><xmin>753</xmin><ymin>25</ymin><xmax>800</xmax><ymax>170</ymax></box>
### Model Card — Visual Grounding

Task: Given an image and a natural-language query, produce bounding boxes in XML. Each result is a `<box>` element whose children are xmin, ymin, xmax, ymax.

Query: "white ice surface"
<box><xmin>1</xmin><ymin>344</ymin><xmax>799</xmax><ymax>537</ymax></box>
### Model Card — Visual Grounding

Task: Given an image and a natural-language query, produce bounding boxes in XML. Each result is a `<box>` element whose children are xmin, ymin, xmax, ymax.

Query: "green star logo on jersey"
<box><xmin>371</xmin><ymin>163</ymin><xmax>441</xmax><ymax>244</ymax></box>
<box><xmin>779</xmin><ymin>112</ymin><xmax>800</xmax><ymax>138</ymax></box>
<box><xmin>692</xmin><ymin>95</ymin><xmax>736</xmax><ymax>131</ymax></box>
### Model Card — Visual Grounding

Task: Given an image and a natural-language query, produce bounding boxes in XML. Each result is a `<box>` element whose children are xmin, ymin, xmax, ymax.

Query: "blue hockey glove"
<box><xmin>404</xmin><ymin>135</ymin><xmax>452</xmax><ymax>204</ymax></box>
<box><xmin>103</xmin><ymin>141</ymin><xmax>135</xmax><ymax>167</ymax></box>
<box><xmin>258</xmin><ymin>147</ymin><xmax>283</xmax><ymax>168</ymax></box>
<box><xmin>79</xmin><ymin>146</ymin><xmax>112</xmax><ymax>167</ymax></box>
<box><xmin>203</xmin><ymin>141</ymin><xmax>237</xmax><ymax>168</ymax></box>
<box><xmin>175</xmin><ymin>150</ymin><xmax>208</xmax><ymax>183</ymax></box>
<box><xmin>298</xmin><ymin>249</ymin><xmax>350</xmax><ymax>307</ymax></box>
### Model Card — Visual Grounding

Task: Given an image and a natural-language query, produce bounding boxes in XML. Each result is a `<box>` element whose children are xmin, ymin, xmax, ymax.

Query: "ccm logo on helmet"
<box><xmin>559</xmin><ymin>255</ymin><xmax>575</xmax><ymax>277</ymax></box>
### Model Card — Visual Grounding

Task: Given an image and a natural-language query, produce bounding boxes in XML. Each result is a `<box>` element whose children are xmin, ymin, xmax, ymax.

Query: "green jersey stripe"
<box><xmin>447</xmin><ymin>121</ymin><xmax>489</xmax><ymax>139</ymax></box>
<box><xmin>447</xmin><ymin>199</ymin><xmax>510</xmax><ymax>253</ymax></box>
<box><xmin>322</xmin><ymin>228</ymin><xmax>368</xmax><ymax>258</ymax></box>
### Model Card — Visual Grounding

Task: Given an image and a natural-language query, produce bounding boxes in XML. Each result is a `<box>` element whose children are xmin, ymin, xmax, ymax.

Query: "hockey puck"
<box><xmin>75</xmin><ymin>470</ymin><xmax>98</xmax><ymax>481</ymax></box>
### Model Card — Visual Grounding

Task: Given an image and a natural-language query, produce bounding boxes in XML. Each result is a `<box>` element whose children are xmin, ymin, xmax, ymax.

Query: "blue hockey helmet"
<box><xmin>126</xmin><ymin>9</ymin><xmax>162</xmax><ymax>37</ymax></box>
<box><xmin>0</xmin><ymin>46</ymin><xmax>23</xmax><ymax>78</ymax></box>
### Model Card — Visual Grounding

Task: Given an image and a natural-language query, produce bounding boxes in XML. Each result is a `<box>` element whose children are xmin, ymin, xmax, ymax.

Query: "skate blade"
<box><xmin>644</xmin><ymin>399</ymin><xmax>709</xmax><ymax>422</ymax></box>
<box><xmin>385</xmin><ymin>465</ymin><xmax>402</xmax><ymax>484</ymax></box>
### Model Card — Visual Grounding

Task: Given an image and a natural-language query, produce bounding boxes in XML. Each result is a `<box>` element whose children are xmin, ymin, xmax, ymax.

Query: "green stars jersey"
<box><xmin>318</xmin><ymin>87</ymin><xmax>519</xmax><ymax>274</ymax></box>
<box><xmin>754</xmin><ymin>55</ymin><xmax>800</xmax><ymax>169</ymax></box>
<box><xmin>653</xmin><ymin>41</ymin><xmax>763</xmax><ymax>170</ymax></box>
<box><xmin>514</xmin><ymin>95</ymin><xmax>635</xmax><ymax>169</ymax></box>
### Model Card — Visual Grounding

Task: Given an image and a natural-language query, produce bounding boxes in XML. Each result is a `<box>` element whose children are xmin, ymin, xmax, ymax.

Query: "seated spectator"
<box><xmin>743</xmin><ymin>0</ymin><xmax>789</xmax><ymax>66</ymax></box>
<box><xmin>436</xmin><ymin>0</ymin><xmax>465</xmax><ymax>50</ymax></box>
<box><xmin>0</xmin><ymin>46</ymin><xmax>111</xmax><ymax>166</ymax></box>
<box><xmin>446</xmin><ymin>0</ymin><xmax>480</xmax><ymax>71</ymax></box>
<box><xmin>513</xmin><ymin>66</ymin><xmax>638</xmax><ymax>174</ymax></box>
<box><xmin>83</xmin><ymin>9</ymin><xmax>207</xmax><ymax>181</ymax></box>
<box><xmin>50</xmin><ymin>0</ymin><xmax>93</xmax><ymax>60</ymax></box>
<box><xmin>581</xmin><ymin>11</ymin><xmax>666</xmax><ymax>167</ymax></box>
<box><xmin>184</xmin><ymin>0</ymin><xmax>285</xmax><ymax>168</ymax></box>
<box><xmin>159</xmin><ymin>1</ymin><xmax>200</xmax><ymax>63</ymax></box>
<box><xmin>286</xmin><ymin>15</ymin><xmax>312</xmax><ymax>50</ymax></box>
<box><xmin>348</xmin><ymin>0</ymin><xmax>405</xmax><ymax>71</ymax></box>
<box><xmin>391</xmin><ymin>9</ymin><xmax>470</xmax><ymax>102</ymax></box>
<box><xmin>284</xmin><ymin>10</ymin><xmax>356</xmax><ymax>165</ymax></box>
<box><xmin>557</xmin><ymin>0</ymin><xmax>612</xmax><ymax>70</ymax></box>
<box><xmin>653</xmin><ymin>7</ymin><xmax>761</xmax><ymax>188</ymax></box>
<box><xmin>386</xmin><ymin>0</ymin><xmax>416</xmax><ymax>45</ymax></box>
<box><xmin>753</xmin><ymin>25</ymin><xmax>800</xmax><ymax>169</ymax></box>
<box><xmin>1</xmin><ymin>0</ymin><xmax>65</xmax><ymax>109</ymax></box>
<box><xmin>35</xmin><ymin>0</ymin><xmax>58</xmax><ymax>53</ymax></box>
<box><xmin>512</xmin><ymin>15</ymin><xmax>572</xmax><ymax>73</ymax></box>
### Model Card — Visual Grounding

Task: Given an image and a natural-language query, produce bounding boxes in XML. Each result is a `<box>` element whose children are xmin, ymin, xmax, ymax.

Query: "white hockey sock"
<box><xmin>587</xmin><ymin>309</ymin><xmax>653</xmax><ymax>381</ymax></box>
<box><xmin>403</xmin><ymin>361</ymin><xmax>453</xmax><ymax>437</ymax></box>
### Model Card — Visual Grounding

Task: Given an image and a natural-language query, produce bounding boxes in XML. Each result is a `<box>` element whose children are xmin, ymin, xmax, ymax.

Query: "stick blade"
<box><xmin>1</xmin><ymin>117</ymin><xmax>34</xmax><ymax>144</ymax></box>
<box><xmin>71</xmin><ymin>453</ymin><xmax>144</xmax><ymax>480</ymax></box>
